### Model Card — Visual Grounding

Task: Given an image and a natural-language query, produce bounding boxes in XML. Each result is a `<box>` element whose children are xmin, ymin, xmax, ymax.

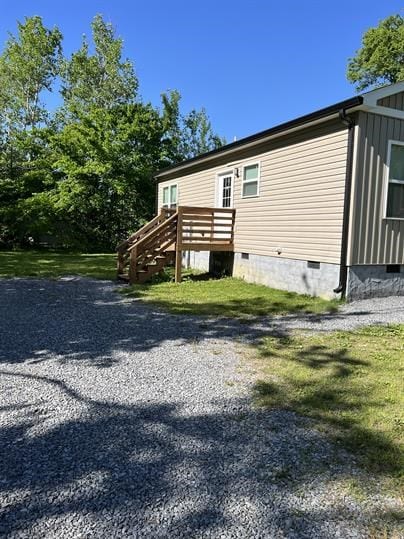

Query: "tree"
<box><xmin>0</xmin><ymin>16</ymin><xmax>62</xmax><ymax>130</ymax></box>
<box><xmin>50</xmin><ymin>103</ymin><xmax>164</xmax><ymax>250</ymax></box>
<box><xmin>0</xmin><ymin>14</ymin><xmax>225</xmax><ymax>250</ymax></box>
<box><xmin>53</xmin><ymin>14</ymin><xmax>153</xmax><ymax>249</ymax></box>
<box><xmin>61</xmin><ymin>14</ymin><xmax>138</xmax><ymax>118</ymax></box>
<box><xmin>347</xmin><ymin>14</ymin><xmax>404</xmax><ymax>91</ymax></box>
<box><xmin>160</xmin><ymin>89</ymin><xmax>225</xmax><ymax>165</ymax></box>
<box><xmin>0</xmin><ymin>17</ymin><xmax>62</xmax><ymax>247</ymax></box>
<box><xmin>181</xmin><ymin>108</ymin><xmax>226</xmax><ymax>160</ymax></box>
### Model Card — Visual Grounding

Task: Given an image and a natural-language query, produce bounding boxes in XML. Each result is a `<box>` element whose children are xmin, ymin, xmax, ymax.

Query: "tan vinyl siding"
<box><xmin>377</xmin><ymin>91</ymin><xmax>404</xmax><ymax>110</ymax></box>
<box><xmin>158</xmin><ymin>120</ymin><xmax>348</xmax><ymax>264</ymax></box>
<box><xmin>349</xmin><ymin>112</ymin><xmax>404</xmax><ymax>265</ymax></box>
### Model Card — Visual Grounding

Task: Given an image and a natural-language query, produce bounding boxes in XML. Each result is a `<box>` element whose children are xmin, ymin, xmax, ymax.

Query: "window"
<box><xmin>222</xmin><ymin>176</ymin><xmax>232</xmax><ymax>207</ymax></box>
<box><xmin>162</xmin><ymin>184</ymin><xmax>178</xmax><ymax>209</ymax></box>
<box><xmin>386</xmin><ymin>142</ymin><xmax>404</xmax><ymax>218</ymax></box>
<box><xmin>242</xmin><ymin>163</ymin><xmax>260</xmax><ymax>197</ymax></box>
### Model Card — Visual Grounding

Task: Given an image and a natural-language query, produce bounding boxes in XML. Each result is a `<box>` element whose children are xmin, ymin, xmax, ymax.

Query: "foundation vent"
<box><xmin>386</xmin><ymin>264</ymin><xmax>400</xmax><ymax>273</ymax></box>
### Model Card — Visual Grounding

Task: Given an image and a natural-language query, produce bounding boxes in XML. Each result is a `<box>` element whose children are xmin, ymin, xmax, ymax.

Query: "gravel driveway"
<box><xmin>0</xmin><ymin>278</ymin><xmax>402</xmax><ymax>538</ymax></box>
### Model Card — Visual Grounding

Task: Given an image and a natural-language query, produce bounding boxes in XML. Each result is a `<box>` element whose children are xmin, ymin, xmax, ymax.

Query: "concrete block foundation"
<box><xmin>232</xmin><ymin>253</ymin><xmax>340</xmax><ymax>299</ymax></box>
<box><xmin>184</xmin><ymin>250</ymin><xmax>340</xmax><ymax>299</ymax></box>
<box><xmin>182</xmin><ymin>251</ymin><xmax>404</xmax><ymax>301</ymax></box>
<box><xmin>347</xmin><ymin>265</ymin><xmax>404</xmax><ymax>300</ymax></box>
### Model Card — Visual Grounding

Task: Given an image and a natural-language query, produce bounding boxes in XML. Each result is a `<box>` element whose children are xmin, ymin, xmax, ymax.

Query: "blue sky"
<box><xmin>1</xmin><ymin>0</ymin><xmax>402</xmax><ymax>141</ymax></box>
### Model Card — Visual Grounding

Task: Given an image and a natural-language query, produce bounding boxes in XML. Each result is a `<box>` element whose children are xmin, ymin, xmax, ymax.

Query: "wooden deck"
<box><xmin>117</xmin><ymin>206</ymin><xmax>235</xmax><ymax>283</ymax></box>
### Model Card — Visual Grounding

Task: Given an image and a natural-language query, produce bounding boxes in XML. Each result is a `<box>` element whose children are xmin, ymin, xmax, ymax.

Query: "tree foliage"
<box><xmin>160</xmin><ymin>89</ymin><xmax>225</xmax><ymax>164</ymax></box>
<box><xmin>0</xmin><ymin>14</ymin><xmax>224</xmax><ymax>251</ymax></box>
<box><xmin>0</xmin><ymin>17</ymin><xmax>62</xmax><ymax>247</ymax></box>
<box><xmin>51</xmin><ymin>104</ymin><xmax>163</xmax><ymax>249</ymax></box>
<box><xmin>0</xmin><ymin>16</ymin><xmax>62</xmax><ymax>129</ymax></box>
<box><xmin>347</xmin><ymin>14</ymin><xmax>404</xmax><ymax>91</ymax></box>
<box><xmin>61</xmin><ymin>15</ymin><xmax>138</xmax><ymax>118</ymax></box>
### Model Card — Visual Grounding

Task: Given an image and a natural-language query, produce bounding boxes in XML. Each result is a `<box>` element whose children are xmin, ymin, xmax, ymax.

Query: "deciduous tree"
<box><xmin>347</xmin><ymin>14</ymin><xmax>404</xmax><ymax>91</ymax></box>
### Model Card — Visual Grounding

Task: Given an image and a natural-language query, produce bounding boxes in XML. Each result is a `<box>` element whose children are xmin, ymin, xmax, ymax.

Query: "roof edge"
<box><xmin>154</xmin><ymin>95</ymin><xmax>363</xmax><ymax>180</ymax></box>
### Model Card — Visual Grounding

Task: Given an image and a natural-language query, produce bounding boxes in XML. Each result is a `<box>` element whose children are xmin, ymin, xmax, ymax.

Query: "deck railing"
<box><xmin>177</xmin><ymin>206</ymin><xmax>235</xmax><ymax>251</ymax></box>
<box><xmin>117</xmin><ymin>206</ymin><xmax>235</xmax><ymax>283</ymax></box>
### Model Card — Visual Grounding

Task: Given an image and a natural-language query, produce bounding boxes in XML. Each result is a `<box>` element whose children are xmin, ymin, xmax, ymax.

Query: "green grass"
<box><xmin>0</xmin><ymin>250</ymin><xmax>116</xmax><ymax>280</ymax></box>
<box><xmin>121</xmin><ymin>269</ymin><xmax>340</xmax><ymax>318</ymax></box>
<box><xmin>254</xmin><ymin>325</ymin><xmax>404</xmax><ymax>492</ymax></box>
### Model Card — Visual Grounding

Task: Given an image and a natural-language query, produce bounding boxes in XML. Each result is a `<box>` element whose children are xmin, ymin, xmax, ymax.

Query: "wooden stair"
<box><xmin>135</xmin><ymin>251</ymin><xmax>175</xmax><ymax>284</ymax></box>
<box><xmin>117</xmin><ymin>206</ymin><xmax>235</xmax><ymax>284</ymax></box>
<box><xmin>117</xmin><ymin>208</ymin><xmax>177</xmax><ymax>284</ymax></box>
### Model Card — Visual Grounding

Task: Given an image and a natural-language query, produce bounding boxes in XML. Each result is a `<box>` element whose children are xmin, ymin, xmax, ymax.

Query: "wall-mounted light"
<box><xmin>234</xmin><ymin>167</ymin><xmax>239</xmax><ymax>177</ymax></box>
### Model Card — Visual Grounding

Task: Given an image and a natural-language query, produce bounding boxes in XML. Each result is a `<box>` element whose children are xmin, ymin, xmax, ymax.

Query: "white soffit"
<box><xmin>361</xmin><ymin>82</ymin><xmax>404</xmax><ymax>120</ymax></box>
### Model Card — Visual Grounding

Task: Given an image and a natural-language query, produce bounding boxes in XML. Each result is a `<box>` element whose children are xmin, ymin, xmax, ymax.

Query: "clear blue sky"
<box><xmin>1</xmin><ymin>0</ymin><xmax>402</xmax><ymax>141</ymax></box>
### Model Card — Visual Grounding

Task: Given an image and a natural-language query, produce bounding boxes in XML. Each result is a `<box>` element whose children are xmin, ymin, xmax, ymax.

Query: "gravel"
<box><xmin>0</xmin><ymin>277</ymin><xmax>402</xmax><ymax>538</ymax></box>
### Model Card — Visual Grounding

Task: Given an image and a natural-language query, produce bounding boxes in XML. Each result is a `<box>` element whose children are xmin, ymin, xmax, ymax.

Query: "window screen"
<box><xmin>242</xmin><ymin>164</ymin><xmax>259</xmax><ymax>197</ymax></box>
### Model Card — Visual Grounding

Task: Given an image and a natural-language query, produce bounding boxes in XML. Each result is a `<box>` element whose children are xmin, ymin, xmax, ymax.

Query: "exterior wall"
<box><xmin>232</xmin><ymin>253</ymin><xmax>339</xmax><ymax>299</ymax></box>
<box><xmin>348</xmin><ymin>112</ymin><xmax>404</xmax><ymax>265</ymax></box>
<box><xmin>158</xmin><ymin>119</ymin><xmax>349</xmax><ymax>265</ymax></box>
<box><xmin>182</xmin><ymin>251</ymin><xmax>210</xmax><ymax>272</ymax></box>
<box><xmin>377</xmin><ymin>91</ymin><xmax>404</xmax><ymax>110</ymax></box>
<box><xmin>347</xmin><ymin>265</ymin><xmax>404</xmax><ymax>300</ymax></box>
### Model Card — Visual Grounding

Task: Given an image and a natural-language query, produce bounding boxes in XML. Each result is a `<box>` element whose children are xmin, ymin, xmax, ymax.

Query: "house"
<box><xmin>118</xmin><ymin>82</ymin><xmax>404</xmax><ymax>300</ymax></box>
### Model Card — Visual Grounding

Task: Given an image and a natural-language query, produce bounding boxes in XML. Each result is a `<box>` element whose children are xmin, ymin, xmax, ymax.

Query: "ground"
<box><xmin>0</xmin><ymin>251</ymin><xmax>115</xmax><ymax>280</ymax></box>
<box><xmin>0</xmin><ymin>277</ymin><xmax>403</xmax><ymax>538</ymax></box>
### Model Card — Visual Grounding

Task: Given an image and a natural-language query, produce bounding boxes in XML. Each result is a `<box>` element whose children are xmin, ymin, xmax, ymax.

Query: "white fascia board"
<box><xmin>361</xmin><ymin>81</ymin><xmax>404</xmax><ymax>106</ymax></box>
<box><xmin>360</xmin><ymin>104</ymin><xmax>404</xmax><ymax>121</ymax></box>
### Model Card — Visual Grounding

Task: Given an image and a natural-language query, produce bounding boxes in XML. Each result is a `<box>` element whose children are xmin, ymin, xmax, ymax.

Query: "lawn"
<box><xmin>0</xmin><ymin>250</ymin><xmax>116</xmax><ymax>280</ymax></box>
<box><xmin>253</xmin><ymin>324</ymin><xmax>404</xmax><ymax>493</ymax></box>
<box><xmin>121</xmin><ymin>270</ymin><xmax>339</xmax><ymax>318</ymax></box>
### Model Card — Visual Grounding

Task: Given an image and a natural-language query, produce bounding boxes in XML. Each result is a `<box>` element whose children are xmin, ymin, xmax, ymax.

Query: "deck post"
<box><xmin>175</xmin><ymin>207</ymin><xmax>183</xmax><ymax>283</ymax></box>
<box><xmin>128</xmin><ymin>246</ymin><xmax>137</xmax><ymax>284</ymax></box>
<box><xmin>230</xmin><ymin>209</ymin><xmax>236</xmax><ymax>245</ymax></box>
<box><xmin>117</xmin><ymin>246</ymin><xmax>125</xmax><ymax>276</ymax></box>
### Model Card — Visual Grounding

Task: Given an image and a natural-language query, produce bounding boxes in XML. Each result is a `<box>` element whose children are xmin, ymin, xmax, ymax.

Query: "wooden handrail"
<box><xmin>128</xmin><ymin>211</ymin><xmax>178</xmax><ymax>251</ymax></box>
<box><xmin>117</xmin><ymin>214</ymin><xmax>161</xmax><ymax>252</ymax></box>
<box><xmin>117</xmin><ymin>207</ymin><xmax>176</xmax><ymax>252</ymax></box>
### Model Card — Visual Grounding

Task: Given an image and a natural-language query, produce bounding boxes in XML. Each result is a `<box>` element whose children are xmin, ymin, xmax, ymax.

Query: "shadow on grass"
<box><xmin>254</xmin><ymin>330</ymin><xmax>404</xmax><ymax>480</ymax></box>
<box><xmin>122</xmin><ymin>276</ymin><xmax>340</xmax><ymax>318</ymax></box>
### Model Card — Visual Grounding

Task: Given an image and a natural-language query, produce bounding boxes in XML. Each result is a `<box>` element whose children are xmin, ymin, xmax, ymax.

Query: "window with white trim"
<box><xmin>242</xmin><ymin>163</ymin><xmax>260</xmax><ymax>197</ymax></box>
<box><xmin>162</xmin><ymin>184</ymin><xmax>178</xmax><ymax>209</ymax></box>
<box><xmin>386</xmin><ymin>143</ymin><xmax>404</xmax><ymax>218</ymax></box>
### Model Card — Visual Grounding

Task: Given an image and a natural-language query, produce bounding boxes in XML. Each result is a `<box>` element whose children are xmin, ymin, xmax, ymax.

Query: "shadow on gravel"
<box><xmin>0</xmin><ymin>278</ymin><xmax>379</xmax><ymax>367</ymax></box>
<box><xmin>0</xmin><ymin>370</ymin><xmax>380</xmax><ymax>538</ymax></box>
<box><xmin>0</xmin><ymin>279</ymin><xmax>401</xmax><ymax>536</ymax></box>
